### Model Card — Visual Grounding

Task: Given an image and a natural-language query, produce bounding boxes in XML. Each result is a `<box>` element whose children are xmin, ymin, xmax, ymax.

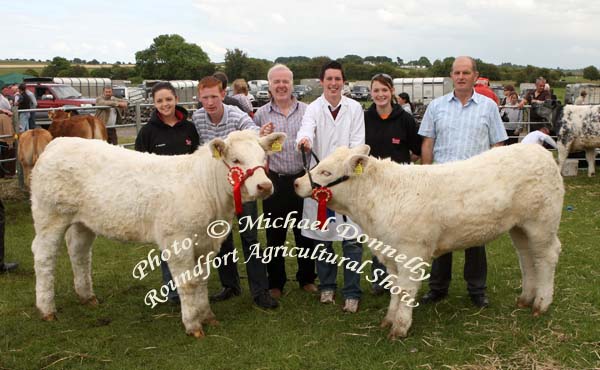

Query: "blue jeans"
<box><xmin>18</xmin><ymin>113</ymin><xmax>30</xmax><ymax>132</ymax></box>
<box><xmin>160</xmin><ymin>262</ymin><xmax>179</xmax><ymax>301</ymax></box>
<box><xmin>315</xmin><ymin>239</ymin><xmax>363</xmax><ymax>300</ymax></box>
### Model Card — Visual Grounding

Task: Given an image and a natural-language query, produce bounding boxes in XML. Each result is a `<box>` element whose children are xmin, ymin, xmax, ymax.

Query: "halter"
<box><xmin>300</xmin><ymin>145</ymin><xmax>350</xmax><ymax>230</ymax></box>
<box><xmin>224</xmin><ymin>161</ymin><xmax>268</xmax><ymax>215</ymax></box>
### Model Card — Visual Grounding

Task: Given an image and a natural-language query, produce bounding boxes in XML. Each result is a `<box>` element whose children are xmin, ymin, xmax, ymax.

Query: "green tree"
<box><xmin>41</xmin><ymin>56</ymin><xmax>71</xmax><ymax>77</ymax></box>
<box><xmin>338</xmin><ymin>54</ymin><xmax>363</xmax><ymax>64</ymax></box>
<box><xmin>224</xmin><ymin>48</ymin><xmax>249</xmax><ymax>80</ymax></box>
<box><xmin>417</xmin><ymin>56</ymin><xmax>431</xmax><ymax>67</ymax></box>
<box><xmin>430</xmin><ymin>57</ymin><xmax>455</xmax><ymax>76</ymax></box>
<box><xmin>24</xmin><ymin>68</ymin><xmax>39</xmax><ymax>77</ymax></box>
<box><xmin>583</xmin><ymin>65</ymin><xmax>600</xmax><ymax>80</ymax></box>
<box><xmin>90</xmin><ymin>68</ymin><xmax>113</xmax><ymax>78</ymax></box>
<box><xmin>135</xmin><ymin>34</ymin><xmax>213</xmax><ymax>80</ymax></box>
<box><xmin>68</xmin><ymin>65</ymin><xmax>90</xmax><ymax>77</ymax></box>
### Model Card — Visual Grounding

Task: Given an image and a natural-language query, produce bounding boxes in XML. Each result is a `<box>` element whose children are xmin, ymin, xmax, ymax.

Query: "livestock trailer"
<box><xmin>52</xmin><ymin>77</ymin><xmax>111</xmax><ymax>98</ymax></box>
<box><xmin>393</xmin><ymin>77</ymin><xmax>453</xmax><ymax>105</ymax></box>
<box><xmin>565</xmin><ymin>83</ymin><xmax>600</xmax><ymax>104</ymax></box>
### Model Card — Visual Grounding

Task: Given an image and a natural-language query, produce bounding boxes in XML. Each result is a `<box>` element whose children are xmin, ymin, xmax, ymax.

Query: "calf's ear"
<box><xmin>208</xmin><ymin>138</ymin><xmax>227</xmax><ymax>159</ymax></box>
<box><xmin>351</xmin><ymin>144</ymin><xmax>371</xmax><ymax>156</ymax></box>
<box><xmin>260</xmin><ymin>132</ymin><xmax>287</xmax><ymax>154</ymax></box>
<box><xmin>345</xmin><ymin>154</ymin><xmax>370</xmax><ymax>176</ymax></box>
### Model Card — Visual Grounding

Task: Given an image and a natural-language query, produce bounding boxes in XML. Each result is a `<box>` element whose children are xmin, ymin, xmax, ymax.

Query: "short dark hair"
<box><xmin>212</xmin><ymin>72</ymin><xmax>229</xmax><ymax>90</ymax></box>
<box><xmin>151</xmin><ymin>81</ymin><xmax>177</xmax><ymax>98</ymax></box>
<box><xmin>319</xmin><ymin>61</ymin><xmax>346</xmax><ymax>81</ymax></box>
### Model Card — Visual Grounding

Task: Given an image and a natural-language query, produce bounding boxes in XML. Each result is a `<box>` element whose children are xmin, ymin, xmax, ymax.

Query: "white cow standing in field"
<box><xmin>294</xmin><ymin>144</ymin><xmax>564</xmax><ymax>339</ymax></box>
<box><xmin>533</xmin><ymin>100</ymin><xmax>600</xmax><ymax>177</ymax></box>
<box><xmin>30</xmin><ymin>131</ymin><xmax>285</xmax><ymax>338</ymax></box>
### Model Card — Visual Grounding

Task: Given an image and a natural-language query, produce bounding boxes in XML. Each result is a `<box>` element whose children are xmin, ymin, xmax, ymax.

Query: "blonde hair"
<box><xmin>232</xmin><ymin>79</ymin><xmax>248</xmax><ymax>95</ymax></box>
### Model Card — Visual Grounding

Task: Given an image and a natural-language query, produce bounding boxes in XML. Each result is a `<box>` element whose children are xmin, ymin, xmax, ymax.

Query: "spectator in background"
<box><xmin>397</xmin><ymin>92</ymin><xmax>414</xmax><ymax>115</ymax></box>
<box><xmin>501</xmin><ymin>91</ymin><xmax>524</xmax><ymax>144</ymax></box>
<box><xmin>95</xmin><ymin>86</ymin><xmax>128</xmax><ymax>145</ymax></box>
<box><xmin>366</xmin><ymin>73</ymin><xmax>421</xmax><ymax>295</ymax></box>
<box><xmin>418</xmin><ymin>56</ymin><xmax>507</xmax><ymax>308</ymax></box>
<box><xmin>574</xmin><ymin>90</ymin><xmax>588</xmax><ymax>105</ymax></box>
<box><xmin>500</xmin><ymin>85</ymin><xmax>515</xmax><ymax>105</ymax></box>
<box><xmin>14</xmin><ymin>84</ymin><xmax>32</xmax><ymax>132</ymax></box>
<box><xmin>254</xmin><ymin>64</ymin><xmax>317</xmax><ymax>299</ymax></box>
<box><xmin>135</xmin><ymin>82</ymin><xmax>199</xmax><ymax>303</ymax></box>
<box><xmin>521</xmin><ymin>126</ymin><xmax>558</xmax><ymax>149</ymax></box>
<box><xmin>231</xmin><ymin>79</ymin><xmax>254</xmax><ymax>114</ymax></box>
<box><xmin>518</xmin><ymin>77</ymin><xmax>552</xmax><ymax>130</ymax></box>
<box><xmin>296</xmin><ymin>61</ymin><xmax>365</xmax><ymax>313</ymax></box>
<box><xmin>0</xmin><ymin>92</ymin><xmax>12</xmax><ymax>116</ymax></box>
<box><xmin>474</xmin><ymin>80</ymin><xmax>499</xmax><ymax>105</ymax></box>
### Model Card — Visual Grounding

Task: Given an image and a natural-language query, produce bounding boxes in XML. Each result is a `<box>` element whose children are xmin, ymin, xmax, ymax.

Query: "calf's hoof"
<box><xmin>187</xmin><ymin>328</ymin><xmax>205</xmax><ymax>339</ymax></box>
<box><xmin>79</xmin><ymin>295</ymin><xmax>99</xmax><ymax>306</ymax></box>
<box><xmin>41</xmin><ymin>312</ymin><xmax>57</xmax><ymax>321</ymax></box>
<box><xmin>516</xmin><ymin>296</ymin><xmax>533</xmax><ymax>308</ymax></box>
<box><xmin>380</xmin><ymin>318</ymin><xmax>392</xmax><ymax>329</ymax></box>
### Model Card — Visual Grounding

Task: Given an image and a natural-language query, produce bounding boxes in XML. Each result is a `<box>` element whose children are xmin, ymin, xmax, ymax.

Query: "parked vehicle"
<box><xmin>350</xmin><ymin>85</ymin><xmax>370</xmax><ymax>100</ymax></box>
<box><xmin>255</xmin><ymin>85</ymin><xmax>270</xmax><ymax>105</ymax></box>
<box><xmin>292</xmin><ymin>85</ymin><xmax>311</xmax><ymax>100</ymax></box>
<box><xmin>112</xmin><ymin>86</ymin><xmax>146</xmax><ymax>104</ymax></box>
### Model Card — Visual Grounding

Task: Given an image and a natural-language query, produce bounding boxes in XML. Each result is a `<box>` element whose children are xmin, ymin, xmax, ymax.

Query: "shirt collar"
<box><xmin>268</xmin><ymin>98</ymin><xmax>299</xmax><ymax>114</ymax></box>
<box><xmin>448</xmin><ymin>89</ymin><xmax>481</xmax><ymax>105</ymax></box>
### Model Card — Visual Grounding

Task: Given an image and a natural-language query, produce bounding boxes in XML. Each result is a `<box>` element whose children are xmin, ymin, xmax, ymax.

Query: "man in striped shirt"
<box><xmin>418</xmin><ymin>56</ymin><xmax>507</xmax><ymax>308</ymax></box>
<box><xmin>254</xmin><ymin>64</ymin><xmax>317</xmax><ymax>299</ymax></box>
<box><xmin>192</xmin><ymin>76</ymin><xmax>278</xmax><ymax>309</ymax></box>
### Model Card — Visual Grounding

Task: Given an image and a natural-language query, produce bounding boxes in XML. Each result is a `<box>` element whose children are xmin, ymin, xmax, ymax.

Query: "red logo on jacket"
<box><xmin>392</xmin><ymin>138</ymin><xmax>401</xmax><ymax>144</ymax></box>
<box><xmin>185</xmin><ymin>139</ymin><xmax>192</xmax><ymax>146</ymax></box>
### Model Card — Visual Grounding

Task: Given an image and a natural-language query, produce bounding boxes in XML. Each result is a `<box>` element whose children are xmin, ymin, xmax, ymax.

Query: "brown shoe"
<box><xmin>302</xmin><ymin>283</ymin><xmax>318</xmax><ymax>293</ymax></box>
<box><xmin>269</xmin><ymin>288</ymin><xmax>282</xmax><ymax>299</ymax></box>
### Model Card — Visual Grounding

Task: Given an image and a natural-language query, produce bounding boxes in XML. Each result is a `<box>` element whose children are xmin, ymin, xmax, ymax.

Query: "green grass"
<box><xmin>0</xmin><ymin>175</ymin><xmax>599</xmax><ymax>369</ymax></box>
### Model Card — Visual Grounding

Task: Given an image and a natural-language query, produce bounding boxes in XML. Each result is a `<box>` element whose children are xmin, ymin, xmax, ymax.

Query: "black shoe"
<box><xmin>0</xmin><ymin>262</ymin><xmax>18</xmax><ymax>273</ymax></box>
<box><xmin>210</xmin><ymin>287</ymin><xmax>241</xmax><ymax>302</ymax></box>
<box><xmin>470</xmin><ymin>294</ymin><xmax>489</xmax><ymax>308</ymax></box>
<box><xmin>254</xmin><ymin>291</ymin><xmax>279</xmax><ymax>309</ymax></box>
<box><xmin>420</xmin><ymin>290</ymin><xmax>448</xmax><ymax>304</ymax></box>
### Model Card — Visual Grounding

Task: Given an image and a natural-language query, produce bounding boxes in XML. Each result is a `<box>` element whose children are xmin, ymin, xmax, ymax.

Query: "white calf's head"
<box><xmin>209</xmin><ymin>130</ymin><xmax>286</xmax><ymax>200</ymax></box>
<box><xmin>294</xmin><ymin>145</ymin><xmax>371</xmax><ymax>209</ymax></box>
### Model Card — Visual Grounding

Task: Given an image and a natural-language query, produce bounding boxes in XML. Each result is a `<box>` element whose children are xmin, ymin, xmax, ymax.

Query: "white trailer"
<box><xmin>393</xmin><ymin>77</ymin><xmax>453</xmax><ymax>104</ymax></box>
<box><xmin>52</xmin><ymin>77</ymin><xmax>111</xmax><ymax>98</ymax></box>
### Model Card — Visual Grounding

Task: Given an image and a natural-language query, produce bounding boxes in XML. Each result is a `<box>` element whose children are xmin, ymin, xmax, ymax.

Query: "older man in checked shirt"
<box><xmin>254</xmin><ymin>64</ymin><xmax>317</xmax><ymax>299</ymax></box>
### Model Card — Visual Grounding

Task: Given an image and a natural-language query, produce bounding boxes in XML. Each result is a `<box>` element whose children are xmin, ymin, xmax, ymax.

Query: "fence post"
<box><xmin>12</xmin><ymin>107</ymin><xmax>24</xmax><ymax>189</ymax></box>
<box><xmin>135</xmin><ymin>103</ymin><xmax>141</xmax><ymax>135</ymax></box>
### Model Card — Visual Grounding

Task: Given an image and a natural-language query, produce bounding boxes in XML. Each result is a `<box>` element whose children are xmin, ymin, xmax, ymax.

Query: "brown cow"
<box><xmin>48</xmin><ymin>111</ymin><xmax>108</xmax><ymax>141</ymax></box>
<box><xmin>17</xmin><ymin>128</ymin><xmax>53</xmax><ymax>189</ymax></box>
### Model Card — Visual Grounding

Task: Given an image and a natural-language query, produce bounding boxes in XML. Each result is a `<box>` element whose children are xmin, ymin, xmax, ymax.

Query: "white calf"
<box><xmin>31</xmin><ymin>130</ymin><xmax>285</xmax><ymax>338</ymax></box>
<box><xmin>295</xmin><ymin>144</ymin><xmax>564</xmax><ymax>339</ymax></box>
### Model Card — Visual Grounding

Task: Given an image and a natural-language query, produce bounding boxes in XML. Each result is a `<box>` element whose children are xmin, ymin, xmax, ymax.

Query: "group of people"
<box><xmin>127</xmin><ymin>55</ymin><xmax>518</xmax><ymax>313</ymax></box>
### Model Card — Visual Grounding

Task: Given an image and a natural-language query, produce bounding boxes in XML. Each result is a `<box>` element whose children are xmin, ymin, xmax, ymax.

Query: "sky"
<box><xmin>5</xmin><ymin>0</ymin><xmax>600</xmax><ymax>70</ymax></box>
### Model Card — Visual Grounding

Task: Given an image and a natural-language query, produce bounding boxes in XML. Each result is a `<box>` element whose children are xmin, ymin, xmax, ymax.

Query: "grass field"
<box><xmin>0</xmin><ymin>174</ymin><xmax>599</xmax><ymax>370</ymax></box>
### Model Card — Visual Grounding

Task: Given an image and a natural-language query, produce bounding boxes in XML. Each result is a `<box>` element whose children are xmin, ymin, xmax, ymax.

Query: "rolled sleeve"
<box><xmin>418</xmin><ymin>102</ymin><xmax>437</xmax><ymax>138</ymax></box>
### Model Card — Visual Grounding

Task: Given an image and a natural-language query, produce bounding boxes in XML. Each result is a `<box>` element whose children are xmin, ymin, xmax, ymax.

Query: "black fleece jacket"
<box><xmin>135</xmin><ymin>106</ymin><xmax>200</xmax><ymax>156</ymax></box>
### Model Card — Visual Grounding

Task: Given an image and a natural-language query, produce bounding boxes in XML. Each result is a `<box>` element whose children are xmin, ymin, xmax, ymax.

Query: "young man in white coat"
<box><xmin>296</xmin><ymin>61</ymin><xmax>365</xmax><ymax>313</ymax></box>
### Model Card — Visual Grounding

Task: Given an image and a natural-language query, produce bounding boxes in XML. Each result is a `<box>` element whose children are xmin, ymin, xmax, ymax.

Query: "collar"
<box><xmin>268</xmin><ymin>98</ymin><xmax>299</xmax><ymax>114</ymax></box>
<box><xmin>448</xmin><ymin>89</ymin><xmax>480</xmax><ymax>105</ymax></box>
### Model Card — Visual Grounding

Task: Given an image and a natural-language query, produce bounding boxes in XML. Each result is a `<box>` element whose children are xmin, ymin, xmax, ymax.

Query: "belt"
<box><xmin>269</xmin><ymin>170</ymin><xmax>305</xmax><ymax>178</ymax></box>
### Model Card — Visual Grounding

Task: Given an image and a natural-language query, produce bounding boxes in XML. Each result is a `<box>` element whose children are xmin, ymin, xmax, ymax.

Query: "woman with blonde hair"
<box><xmin>232</xmin><ymin>79</ymin><xmax>253</xmax><ymax>114</ymax></box>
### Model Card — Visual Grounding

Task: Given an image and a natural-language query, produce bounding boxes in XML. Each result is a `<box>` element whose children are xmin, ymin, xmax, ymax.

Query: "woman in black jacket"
<box><xmin>364</xmin><ymin>73</ymin><xmax>422</xmax><ymax>295</ymax></box>
<box><xmin>134</xmin><ymin>81</ymin><xmax>200</xmax><ymax>302</ymax></box>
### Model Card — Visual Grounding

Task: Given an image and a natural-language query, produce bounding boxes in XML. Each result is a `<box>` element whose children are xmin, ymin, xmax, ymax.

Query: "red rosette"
<box><xmin>311</xmin><ymin>187</ymin><xmax>332</xmax><ymax>230</ymax></box>
<box><xmin>227</xmin><ymin>167</ymin><xmax>245</xmax><ymax>215</ymax></box>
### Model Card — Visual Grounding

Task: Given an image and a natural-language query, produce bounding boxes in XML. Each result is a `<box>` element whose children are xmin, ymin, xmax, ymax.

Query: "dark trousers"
<box><xmin>217</xmin><ymin>201</ymin><xmax>268</xmax><ymax>297</ymax></box>
<box><xmin>0</xmin><ymin>199</ymin><xmax>5</xmax><ymax>265</ymax></box>
<box><xmin>428</xmin><ymin>246</ymin><xmax>487</xmax><ymax>296</ymax></box>
<box><xmin>262</xmin><ymin>170</ymin><xmax>316</xmax><ymax>291</ymax></box>
<box><xmin>107</xmin><ymin>128</ymin><xmax>118</xmax><ymax>145</ymax></box>
<box><xmin>28</xmin><ymin>113</ymin><xmax>36</xmax><ymax>130</ymax></box>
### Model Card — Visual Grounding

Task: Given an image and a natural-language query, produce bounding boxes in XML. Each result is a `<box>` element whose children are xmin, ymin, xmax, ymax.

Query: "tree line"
<box><xmin>26</xmin><ymin>34</ymin><xmax>600</xmax><ymax>85</ymax></box>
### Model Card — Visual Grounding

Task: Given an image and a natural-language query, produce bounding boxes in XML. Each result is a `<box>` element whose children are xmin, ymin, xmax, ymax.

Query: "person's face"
<box><xmin>269</xmin><ymin>68</ymin><xmax>293</xmax><ymax>102</ymax></box>
<box><xmin>199</xmin><ymin>85</ymin><xmax>225</xmax><ymax>116</ymax></box>
<box><xmin>508</xmin><ymin>94</ymin><xmax>518</xmax><ymax>104</ymax></box>
<box><xmin>370</xmin><ymin>80</ymin><xmax>393</xmax><ymax>109</ymax></box>
<box><xmin>103</xmin><ymin>88</ymin><xmax>113</xmax><ymax>99</ymax></box>
<box><xmin>451</xmin><ymin>58</ymin><xmax>478</xmax><ymax>94</ymax></box>
<box><xmin>153</xmin><ymin>88</ymin><xmax>178</xmax><ymax>118</ymax></box>
<box><xmin>320</xmin><ymin>68</ymin><xmax>344</xmax><ymax>102</ymax></box>
<box><xmin>535</xmin><ymin>81</ymin><xmax>545</xmax><ymax>93</ymax></box>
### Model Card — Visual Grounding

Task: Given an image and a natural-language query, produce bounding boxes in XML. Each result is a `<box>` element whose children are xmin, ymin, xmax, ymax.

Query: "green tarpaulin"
<box><xmin>0</xmin><ymin>73</ymin><xmax>36</xmax><ymax>89</ymax></box>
